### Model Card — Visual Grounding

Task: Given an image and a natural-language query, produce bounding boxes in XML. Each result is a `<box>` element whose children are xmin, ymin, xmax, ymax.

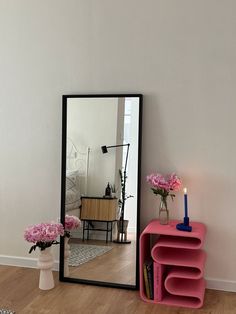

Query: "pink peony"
<box><xmin>146</xmin><ymin>172</ymin><xmax>181</xmax><ymax>197</ymax></box>
<box><xmin>168</xmin><ymin>173</ymin><xmax>182</xmax><ymax>191</ymax></box>
<box><xmin>65</xmin><ymin>215</ymin><xmax>81</xmax><ymax>231</ymax></box>
<box><xmin>24</xmin><ymin>222</ymin><xmax>64</xmax><ymax>244</ymax></box>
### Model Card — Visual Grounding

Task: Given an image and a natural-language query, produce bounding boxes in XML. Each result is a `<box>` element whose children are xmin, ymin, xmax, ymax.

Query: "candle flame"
<box><xmin>183</xmin><ymin>187</ymin><xmax>187</xmax><ymax>194</ymax></box>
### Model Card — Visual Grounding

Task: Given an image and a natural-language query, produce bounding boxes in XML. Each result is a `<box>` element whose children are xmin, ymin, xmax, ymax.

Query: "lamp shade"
<box><xmin>101</xmin><ymin>145</ymin><xmax>108</xmax><ymax>153</ymax></box>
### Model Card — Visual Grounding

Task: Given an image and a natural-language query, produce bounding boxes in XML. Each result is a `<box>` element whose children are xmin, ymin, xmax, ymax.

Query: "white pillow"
<box><xmin>66</xmin><ymin>170</ymin><xmax>80</xmax><ymax>189</ymax></box>
<box><xmin>65</xmin><ymin>171</ymin><xmax>80</xmax><ymax>210</ymax></box>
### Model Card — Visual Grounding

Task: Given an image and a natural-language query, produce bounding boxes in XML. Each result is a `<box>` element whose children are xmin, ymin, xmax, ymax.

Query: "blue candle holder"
<box><xmin>176</xmin><ymin>221</ymin><xmax>192</xmax><ymax>232</ymax></box>
<box><xmin>184</xmin><ymin>216</ymin><xmax>189</xmax><ymax>226</ymax></box>
<box><xmin>176</xmin><ymin>188</ymin><xmax>192</xmax><ymax>232</ymax></box>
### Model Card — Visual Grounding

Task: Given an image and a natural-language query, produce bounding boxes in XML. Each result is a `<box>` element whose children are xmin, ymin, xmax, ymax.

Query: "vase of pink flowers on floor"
<box><xmin>24</xmin><ymin>222</ymin><xmax>64</xmax><ymax>290</ymax></box>
<box><xmin>147</xmin><ymin>172</ymin><xmax>182</xmax><ymax>225</ymax></box>
<box><xmin>63</xmin><ymin>215</ymin><xmax>81</xmax><ymax>277</ymax></box>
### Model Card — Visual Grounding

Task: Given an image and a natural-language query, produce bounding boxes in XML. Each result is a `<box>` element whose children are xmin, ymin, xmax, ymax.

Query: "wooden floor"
<box><xmin>1</xmin><ymin>266</ymin><xmax>236</xmax><ymax>314</ymax></box>
<box><xmin>68</xmin><ymin>233</ymin><xmax>136</xmax><ymax>284</ymax></box>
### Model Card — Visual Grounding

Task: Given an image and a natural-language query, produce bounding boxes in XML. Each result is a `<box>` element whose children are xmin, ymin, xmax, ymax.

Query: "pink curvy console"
<box><xmin>139</xmin><ymin>219</ymin><xmax>207</xmax><ymax>308</ymax></box>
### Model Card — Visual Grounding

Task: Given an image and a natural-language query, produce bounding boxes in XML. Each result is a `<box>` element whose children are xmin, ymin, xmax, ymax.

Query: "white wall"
<box><xmin>0</xmin><ymin>0</ymin><xmax>236</xmax><ymax>291</ymax></box>
<box><xmin>124</xmin><ymin>98</ymin><xmax>139</xmax><ymax>232</ymax></box>
<box><xmin>115</xmin><ymin>98</ymin><xmax>125</xmax><ymax>193</ymax></box>
<box><xmin>67</xmin><ymin>97</ymin><xmax>118</xmax><ymax>196</ymax></box>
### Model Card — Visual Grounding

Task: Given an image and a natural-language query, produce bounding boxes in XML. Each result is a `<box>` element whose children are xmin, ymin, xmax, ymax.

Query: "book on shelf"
<box><xmin>153</xmin><ymin>261</ymin><xmax>164</xmax><ymax>301</ymax></box>
<box><xmin>143</xmin><ymin>263</ymin><xmax>150</xmax><ymax>299</ymax></box>
<box><xmin>143</xmin><ymin>259</ymin><xmax>154</xmax><ymax>300</ymax></box>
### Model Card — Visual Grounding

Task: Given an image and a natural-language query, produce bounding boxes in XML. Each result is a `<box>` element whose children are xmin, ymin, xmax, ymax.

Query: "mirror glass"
<box><xmin>60</xmin><ymin>94</ymin><xmax>142</xmax><ymax>288</ymax></box>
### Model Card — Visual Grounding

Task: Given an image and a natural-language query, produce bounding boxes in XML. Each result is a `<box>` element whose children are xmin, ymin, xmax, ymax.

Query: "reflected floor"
<box><xmin>67</xmin><ymin>232</ymin><xmax>136</xmax><ymax>285</ymax></box>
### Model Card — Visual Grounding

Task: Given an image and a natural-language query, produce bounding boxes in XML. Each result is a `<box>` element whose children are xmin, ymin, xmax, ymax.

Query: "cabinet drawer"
<box><xmin>80</xmin><ymin>198</ymin><xmax>117</xmax><ymax>221</ymax></box>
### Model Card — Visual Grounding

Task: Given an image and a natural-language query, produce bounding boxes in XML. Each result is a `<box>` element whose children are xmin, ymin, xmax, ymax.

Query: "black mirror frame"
<box><xmin>59</xmin><ymin>94</ymin><xmax>143</xmax><ymax>290</ymax></box>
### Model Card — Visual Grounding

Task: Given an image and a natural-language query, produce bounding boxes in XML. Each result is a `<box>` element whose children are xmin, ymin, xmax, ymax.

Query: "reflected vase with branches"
<box><xmin>115</xmin><ymin>169</ymin><xmax>133</xmax><ymax>243</ymax></box>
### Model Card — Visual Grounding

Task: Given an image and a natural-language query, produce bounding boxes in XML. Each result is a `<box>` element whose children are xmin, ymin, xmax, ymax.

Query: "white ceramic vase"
<box><xmin>64</xmin><ymin>236</ymin><xmax>71</xmax><ymax>277</ymax></box>
<box><xmin>37</xmin><ymin>247</ymin><xmax>54</xmax><ymax>290</ymax></box>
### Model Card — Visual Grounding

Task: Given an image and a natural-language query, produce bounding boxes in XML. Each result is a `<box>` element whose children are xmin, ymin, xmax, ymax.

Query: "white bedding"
<box><xmin>65</xmin><ymin>170</ymin><xmax>81</xmax><ymax>212</ymax></box>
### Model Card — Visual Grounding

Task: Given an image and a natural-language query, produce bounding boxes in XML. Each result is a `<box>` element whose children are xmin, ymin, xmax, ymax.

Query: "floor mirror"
<box><xmin>60</xmin><ymin>94</ymin><xmax>142</xmax><ymax>289</ymax></box>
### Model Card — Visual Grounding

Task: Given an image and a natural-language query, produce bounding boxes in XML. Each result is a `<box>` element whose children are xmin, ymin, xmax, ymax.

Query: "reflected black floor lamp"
<box><xmin>101</xmin><ymin>143</ymin><xmax>131</xmax><ymax>244</ymax></box>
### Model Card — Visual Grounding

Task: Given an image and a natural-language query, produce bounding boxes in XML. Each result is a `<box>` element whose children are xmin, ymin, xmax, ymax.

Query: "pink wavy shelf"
<box><xmin>164</xmin><ymin>266</ymin><xmax>202</xmax><ymax>280</ymax></box>
<box><xmin>151</xmin><ymin>246</ymin><xmax>206</xmax><ymax>271</ymax></box>
<box><xmin>140</xmin><ymin>219</ymin><xmax>207</xmax><ymax>309</ymax></box>
<box><xmin>165</xmin><ymin>275</ymin><xmax>205</xmax><ymax>297</ymax></box>
<box><xmin>155</xmin><ymin>235</ymin><xmax>201</xmax><ymax>249</ymax></box>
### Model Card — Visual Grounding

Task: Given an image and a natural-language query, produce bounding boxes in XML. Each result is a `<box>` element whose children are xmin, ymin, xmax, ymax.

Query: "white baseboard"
<box><xmin>1</xmin><ymin>255</ymin><xmax>235</xmax><ymax>292</ymax></box>
<box><xmin>206</xmin><ymin>277</ymin><xmax>236</xmax><ymax>292</ymax></box>
<box><xmin>0</xmin><ymin>255</ymin><xmax>59</xmax><ymax>271</ymax></box>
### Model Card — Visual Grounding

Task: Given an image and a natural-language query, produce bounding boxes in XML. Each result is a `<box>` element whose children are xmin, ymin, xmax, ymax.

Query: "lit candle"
<box><xmin>184</xmin><ymin>187</ymin><xmax>188</xmax><ymax>217</ymax></box>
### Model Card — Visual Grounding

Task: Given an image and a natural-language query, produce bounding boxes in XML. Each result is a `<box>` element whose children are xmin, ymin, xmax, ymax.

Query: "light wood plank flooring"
<box><xmin>1</xmin><ymin>266</ymin><xmax>236</xmax><ymax>314</ymax></box>
<box><xmin>68</xmin><ymin>234</ymin><xmax>136</xmax><ymax>284</ymax></box>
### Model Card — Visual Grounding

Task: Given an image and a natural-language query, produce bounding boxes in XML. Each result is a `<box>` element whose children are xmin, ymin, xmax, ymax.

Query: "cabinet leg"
<box><xmin>87</xmin><ymin>221</ymin><xmax>89</xmax><ymax>240</ymax></box>
<box><xmin>110</xmin><ymin>222</ymin><xmax>113</xmax><ymax>241</ymax></box>
<box><xmin>106</xmin><ymin>222</ymin><xmax>108</xmax><ymax>243</ymax></box>
<box><xmin>82</xmin><ymin>221</ymin><xmax>85</xmax><ymax>241</ymax></box>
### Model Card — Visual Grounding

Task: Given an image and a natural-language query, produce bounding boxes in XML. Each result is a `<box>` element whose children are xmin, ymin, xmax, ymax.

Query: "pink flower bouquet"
<box><xmin>24</xmin><ymin>222</ymin><xmax>64</xmax><ymax>253</ymax></box>
<box><xmin>146</xmin><ymin>172</ymin><xmax>181</xmax><ymax>200</ymax></box>
<box><xmin>64</xmin><ymin>215</ymin><xmax>81</xmax><ymax>237</ymax></box>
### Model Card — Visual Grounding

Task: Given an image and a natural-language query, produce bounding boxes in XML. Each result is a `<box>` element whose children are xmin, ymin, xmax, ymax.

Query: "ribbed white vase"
<box><xmin>64</xmin><ymin>236</ymin><xmax>71</xmax><ymax>277</ymax></box>
<box><xmin>37</xmin><ymin>247</ymin><xmax>54</xmax><ymax>290</ymax></box>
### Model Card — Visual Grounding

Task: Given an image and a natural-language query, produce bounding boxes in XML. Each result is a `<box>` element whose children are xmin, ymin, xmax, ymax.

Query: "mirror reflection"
<box><xmin>62</xmin><ymin>95</ymin><xmax>142</xmax><ymax>287</ymax></box>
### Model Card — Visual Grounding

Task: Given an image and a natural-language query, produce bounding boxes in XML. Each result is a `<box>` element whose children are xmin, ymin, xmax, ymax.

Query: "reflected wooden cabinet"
<box><xmin>80</xmin><ymin>197</ymin><xmax>117</xmax><ymax>221</ymax></box>
<box><xmin>80</xmin><ymin>197</ymin><xmax>118</xmax><ymax>242</ymax></box>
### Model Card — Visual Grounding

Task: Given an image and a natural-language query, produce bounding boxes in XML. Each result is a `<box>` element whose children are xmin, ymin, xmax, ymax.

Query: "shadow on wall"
<box><xmin>140</xmin><ymin>94</ymin><xmax>178</xmax><ymax>229</ymax></box>
<box><xmin>191</xmin><ymin>172</ymin><xmax>235</xmax><ymax>279</ymax></box>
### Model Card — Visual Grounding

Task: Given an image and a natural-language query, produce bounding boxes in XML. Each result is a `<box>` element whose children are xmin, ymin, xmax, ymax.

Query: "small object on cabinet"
<box><xmin>111</xmin><ymin>184</ymin><xmax>116</xmax><ymax>198</ymax></box>
<box><xmin>104</xmin><ymin>182</ymin><xmax>112</xmax><ymax>198</ymax></box>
